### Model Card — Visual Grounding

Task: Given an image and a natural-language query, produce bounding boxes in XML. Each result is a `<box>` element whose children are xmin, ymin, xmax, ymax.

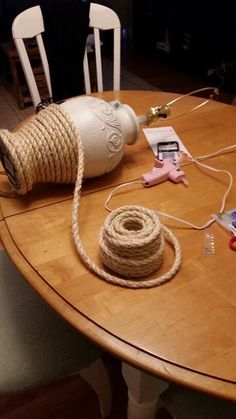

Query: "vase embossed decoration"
<box><xmin>61</xmin><ymin>96</ymin><xmax>139</xmax><ymax>178</ymax></box>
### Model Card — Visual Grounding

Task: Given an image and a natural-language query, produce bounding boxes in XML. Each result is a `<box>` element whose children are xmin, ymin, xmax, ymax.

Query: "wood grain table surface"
<box><xmin>1</xmin><ymin>91</ymin><xmax>236</xmax><ymax>402</ymax></box>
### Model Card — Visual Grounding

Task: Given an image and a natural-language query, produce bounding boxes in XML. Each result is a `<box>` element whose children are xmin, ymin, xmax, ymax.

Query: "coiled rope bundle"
<box><xmin>0</xmin><ymin>103</ymin><xmax>181</xmax><ymax>288</ymax></box>
<box><xmin>101</xmin><ymin>206</ymin><xmax>165</xmax><ymax>277</ymax></box>
<box><xmin>0</xmin><ymin>104</ymin><xmax>79</xmax><ymax>195</ymax></box>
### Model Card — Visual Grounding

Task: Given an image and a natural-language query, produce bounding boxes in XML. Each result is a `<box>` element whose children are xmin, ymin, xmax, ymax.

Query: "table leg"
<box><xmin>122</xmin><ymin>362</ymin><xmax>168</xmax><ymax>419</ymax></box>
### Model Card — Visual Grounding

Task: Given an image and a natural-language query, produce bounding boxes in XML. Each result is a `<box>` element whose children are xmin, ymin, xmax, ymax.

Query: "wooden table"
<box><xmin>1</xmin><ymin>91</ymin><xmax>236</xmax><ymax>418</ymax></box>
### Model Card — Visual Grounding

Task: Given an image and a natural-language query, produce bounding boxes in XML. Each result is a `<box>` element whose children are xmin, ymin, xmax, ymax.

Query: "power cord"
<box><xmin>104</xmin><ymin>144</ymin><xmax>236</xmax><ymax>230</ymax></box>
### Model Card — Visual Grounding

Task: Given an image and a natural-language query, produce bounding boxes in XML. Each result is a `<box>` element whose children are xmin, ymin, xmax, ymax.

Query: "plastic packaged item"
<box><xmin>204</xmin><ymin>229</ymin><xmax>215</xmax><ymax>255</ymax></box>
<box><xmin>212</xmin><ymin>209</ymin><xmax>236</xmax><ymax>251</ymax></box>
<box><xmin>212</xmin><ymin>209</ymin><xmax>236</xmax><ymax>235</ymax></box>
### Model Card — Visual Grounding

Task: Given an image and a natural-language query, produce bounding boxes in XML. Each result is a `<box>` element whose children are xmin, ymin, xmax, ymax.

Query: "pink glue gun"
<box><xmin>142</xmin><ymin>158</ymin><xmax>187</xmax><ymax>187</ymax></box>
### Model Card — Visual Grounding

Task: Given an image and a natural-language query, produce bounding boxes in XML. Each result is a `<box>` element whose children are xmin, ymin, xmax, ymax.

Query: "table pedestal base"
<box><xmin>122</xmin><ymin>363</ymin><xmax>168</xmax><ymax>419</ymax></box>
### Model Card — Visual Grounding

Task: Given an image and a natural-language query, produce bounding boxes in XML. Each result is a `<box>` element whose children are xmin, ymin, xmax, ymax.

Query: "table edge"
<box><xmin>1</xmin><ymin>219</ymin><xmax>236</xmax><ymax>401</ymax></box>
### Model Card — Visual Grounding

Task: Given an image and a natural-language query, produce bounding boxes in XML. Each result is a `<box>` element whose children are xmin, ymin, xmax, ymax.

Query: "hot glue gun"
<box><xmin>142</xmin><ymin>158</ymin><xmax>187</xmax><ymax>187</ymax></box>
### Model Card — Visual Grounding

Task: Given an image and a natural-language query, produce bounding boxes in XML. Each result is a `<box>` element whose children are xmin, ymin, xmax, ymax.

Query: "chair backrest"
<box><xmin>12</xmin><ymin>6</ymin><xmax>51</xmax><ymax>108</ymax></box>
<box><xmin>12</xmin><ymin>3</ymin><xmax>121</xmax><ymax>108</ymax></box>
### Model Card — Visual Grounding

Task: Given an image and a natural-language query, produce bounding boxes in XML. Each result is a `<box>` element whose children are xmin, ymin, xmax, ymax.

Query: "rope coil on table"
<box><xmin>100</xmin><ymin>205</ymin><xmax>165</xmax><ymax>277</ymax></box>
<box><xmin>0</xmin><ymin>104</ymin><xmax>181</xmax><ymax>288</ymax></box>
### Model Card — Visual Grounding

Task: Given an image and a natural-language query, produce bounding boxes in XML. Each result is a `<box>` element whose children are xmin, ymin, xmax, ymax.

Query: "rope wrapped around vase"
<box><xmin>0</xmin><ymin>103</ymin><xmax>181</xmax><ymax>288</ymax></box>
<box><xmin>0</xmin><ymin>104</ymin><xmax>78</xmax><ymax>195</ymax></box>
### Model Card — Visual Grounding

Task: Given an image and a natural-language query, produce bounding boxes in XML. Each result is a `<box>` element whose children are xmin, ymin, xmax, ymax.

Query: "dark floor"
<box><xmin>0</xmin><ymin>353</ymin><xmax>173</xmax><ymax>419</ymax></box>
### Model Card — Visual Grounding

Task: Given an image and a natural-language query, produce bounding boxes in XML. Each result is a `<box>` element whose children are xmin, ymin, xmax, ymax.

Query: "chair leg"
<box><xmin>122</xmin><ymin>362</ymin><xmax>169</xmax><ymax>419</ymax></box>
<box><xmin>80</xmin><ymin>358</ymin><xmax>112</xmax><ymax>418</ymax></box>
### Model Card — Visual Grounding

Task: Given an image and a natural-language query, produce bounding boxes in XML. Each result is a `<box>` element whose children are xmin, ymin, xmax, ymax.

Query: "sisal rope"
<box><xmin>0</xmin><ymin>103</ymin><xmax>181</xmax><ymax>288</ymax></box>
<box><xmin>70</xmin><ymin>115</ymin><xmax>182</xmax><ymax>288</ymax></box>
<box><xmin>0</xmin><ymin>104</ymin><xmax>78</xmax><ymax>195</ymax></box>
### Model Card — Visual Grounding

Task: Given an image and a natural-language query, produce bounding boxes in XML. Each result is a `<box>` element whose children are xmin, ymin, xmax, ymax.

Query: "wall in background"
<box><xmin>108</xmin><ymin>0</ymin><xmax>133</xmax><ymax>36</ymax></box>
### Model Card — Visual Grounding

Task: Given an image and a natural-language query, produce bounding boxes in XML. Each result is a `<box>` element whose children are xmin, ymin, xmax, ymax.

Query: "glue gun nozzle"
<box><xmin>182</xmin><ymin>177</ymin><xmax>188</xmax><ymax>186</ymax></box>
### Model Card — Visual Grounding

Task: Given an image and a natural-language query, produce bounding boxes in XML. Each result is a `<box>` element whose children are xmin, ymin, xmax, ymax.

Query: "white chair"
<box><xmin>0</xmin><ymin>250</ymin><xmax>112</xmax><ymax>418</ymax></box>
<box><xmin>12</xmin><ymin>3</ymin><xmax>121</xmax><ymax>108</ymax></box>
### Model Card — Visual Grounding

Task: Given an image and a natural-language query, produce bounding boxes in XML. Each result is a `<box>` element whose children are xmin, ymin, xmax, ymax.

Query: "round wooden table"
<box><xmin>1</xmin><ymin>91</ymin><xmax>236</xmax><ymax>418</ymax></box>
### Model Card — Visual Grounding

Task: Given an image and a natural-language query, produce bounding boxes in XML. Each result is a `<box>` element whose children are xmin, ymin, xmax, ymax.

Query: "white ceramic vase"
<box><xmin>61</xmin><ymin>96</ymin><xmax>139</xmax><ymax>178</ymax></box>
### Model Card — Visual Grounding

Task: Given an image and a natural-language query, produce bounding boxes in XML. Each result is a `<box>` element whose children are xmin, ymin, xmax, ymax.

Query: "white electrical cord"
<box><xmin>104</xmin><ymin>144</ymin><xmax>236</xmax><ymax>230</ymax></box>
